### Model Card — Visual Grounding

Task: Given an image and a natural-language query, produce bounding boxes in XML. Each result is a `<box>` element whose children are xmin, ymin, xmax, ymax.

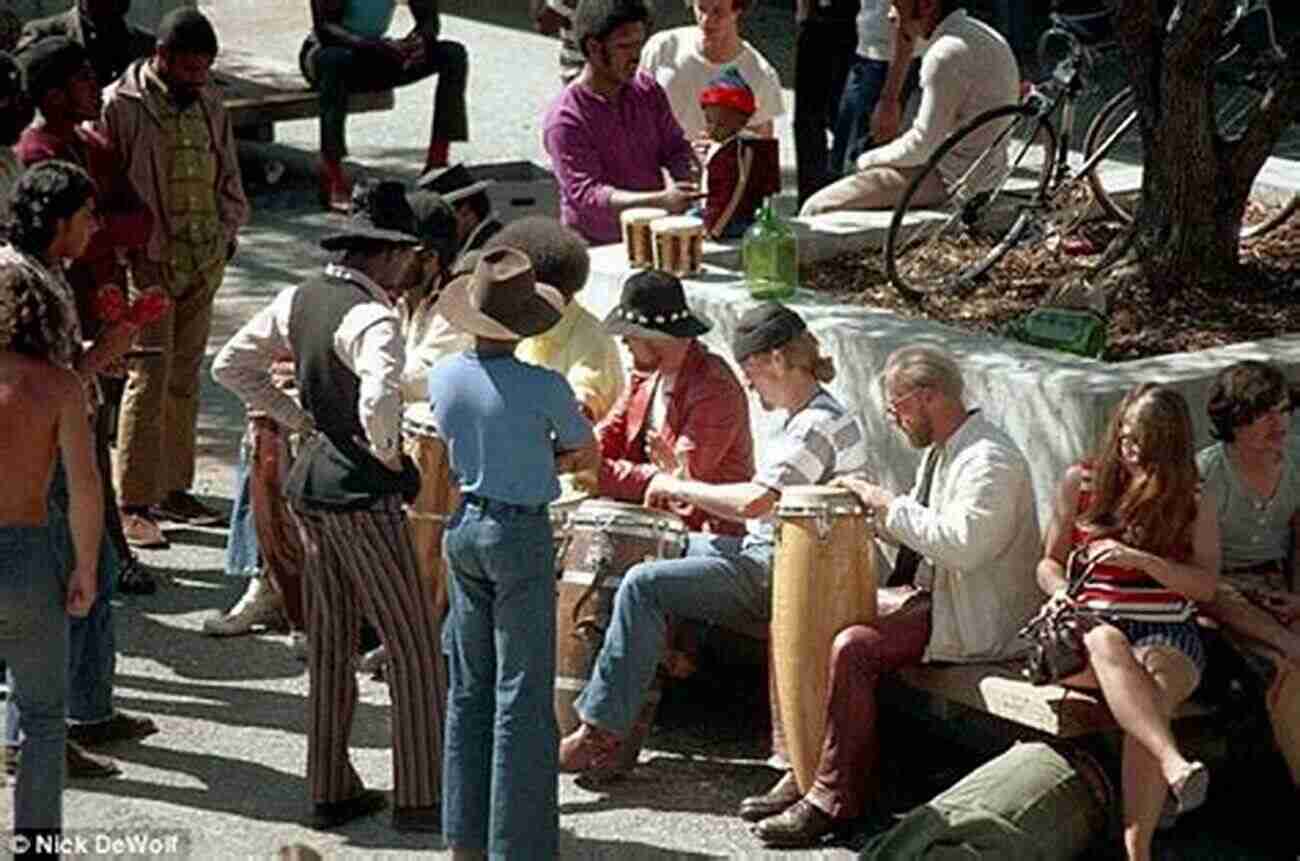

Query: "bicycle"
<box><xmin>882</xmin><ymin>0</ymin><xmax>1298</xmax><ymax>301</ymax></box>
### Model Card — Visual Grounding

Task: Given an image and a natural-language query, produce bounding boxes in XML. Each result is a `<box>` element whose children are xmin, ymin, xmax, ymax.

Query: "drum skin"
<box><xmin>771</xmin><ymin>485</ymin><xmax>877</xmax><ymax>794</ymax></box>
<box><xmin>401</xmin><ymin>408</ymin><xmax>460</xmax><ymax>625</ymax></box>
<box><xmin>249</xmin><ymin>415</ymin><xmax>306</xmax><ymax>632</ymax></box>
<box><xmin>555</xmin><ymin>501</ymin><xmax>687</xmax><ymax>771</ymax></box>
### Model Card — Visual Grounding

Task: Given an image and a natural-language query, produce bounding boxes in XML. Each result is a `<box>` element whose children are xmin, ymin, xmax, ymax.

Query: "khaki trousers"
<box><xmin>799</xmin><ymin>164</ymin><xmax>947</xmax><ymax>217</ymax></box>
<box><xmin>115</xmin><ymin>258</ymin><xmax>225</xmax><ymax>507</ymax></box>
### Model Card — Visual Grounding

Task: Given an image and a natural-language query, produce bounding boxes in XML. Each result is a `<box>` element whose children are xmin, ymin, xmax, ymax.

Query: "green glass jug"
<box><xmin>742</xmin><ymin>198</ymin><xmax>798</xmax><ymax>301</ymax></box>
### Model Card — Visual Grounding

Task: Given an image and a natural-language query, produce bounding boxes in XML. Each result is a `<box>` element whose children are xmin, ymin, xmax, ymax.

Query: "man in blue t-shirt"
<box><xmin>426</xmin><ymin>247</ymin><xmax>597</xmax><ymax>860</ymax></box>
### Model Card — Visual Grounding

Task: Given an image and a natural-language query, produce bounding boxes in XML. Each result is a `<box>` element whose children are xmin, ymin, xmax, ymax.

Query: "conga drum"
<box><xmin>401</xmin><ymin>403</ymin><xmax>460</xmax><ymax>623</ymax></box>
<box><xmin>621</xmin><ymin>207</ymin><xmax>667</xmax><ymax>268</ymax></box>
<box><xmin>1271</xmin><ymin>664</ymin><xmax>1300</xmax><ymax>785</ymax></box>
<box><xmin>248</xmin><ymin>413</ymin><xmax>306</xmax><ymax>632</ymax></box>
<box><xmin>771</xmin><ymin>485</ymin><xmax>877</xmax><ymax>793</ymax></box>
<box><xmin>555</xmin><ymin>500</ymin><xmax>688</xmax><ymax>771</ymax></box>
<box><xmin>651</xmin><ymin>214</ymin><xmax>704</xmax><ymax>276</ymax></box>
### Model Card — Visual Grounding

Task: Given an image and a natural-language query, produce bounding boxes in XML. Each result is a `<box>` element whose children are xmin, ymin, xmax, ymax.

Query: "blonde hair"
<box><xmin>775</xmin><ymin>330</ymin><xmax>835</xmax><ymax>383</ymax></box>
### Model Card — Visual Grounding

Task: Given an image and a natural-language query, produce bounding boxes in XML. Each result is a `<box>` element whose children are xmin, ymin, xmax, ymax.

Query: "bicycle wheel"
<box><xmin>884</xmin><ymin>104</ymin><xmax>1057</xmax><ymax>301</ymax></box>
<box><xmin>1084</xmin><ymin>84</ymin><xmax>1300</xmax><ymax>240</ymax></box>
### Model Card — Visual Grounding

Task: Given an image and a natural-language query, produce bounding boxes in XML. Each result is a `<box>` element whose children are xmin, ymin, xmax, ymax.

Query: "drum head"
<box><xmin>570</xmin><ymin>499</ymin><xmax>688</xmax><ymax>534</ymax></box>
<box><xmin>651</xmin><ymin>214</ymin><xmax>704</xmax><ymax>235</ymax></box>
<box><xmin>777</xmin><ymin>484</ymin><xmax>863</xmax><ymax>516</ymax></box>
<box><xmin>402</xmin><ymin>402</ymin><xmax>439</xmax><ymax>437</ymax></box>
<box><xmin>622</xmin><ymin>206</ymin><xmax>668</xmax><ymax>225</ymax></box>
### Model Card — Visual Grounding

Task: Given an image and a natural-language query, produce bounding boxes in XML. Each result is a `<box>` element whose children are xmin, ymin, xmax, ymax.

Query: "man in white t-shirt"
<box><xmin>801</xmin><ymin>0</ymin><xmax>1019</xmax><ymax>216</ymax></box>
<box><xmin>639</xmin><ymin>0</ymin><xmax>784</xmax><ymax>142</ymax></box>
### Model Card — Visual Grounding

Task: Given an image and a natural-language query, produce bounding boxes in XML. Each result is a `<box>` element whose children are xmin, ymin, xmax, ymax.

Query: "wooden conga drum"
<box><xmin>248</xmin><ymin>413</ymin><xmax>306</xmax><ymax>632</ymax></box>
<box><xmin>1272</xmin><ymin>664</ymin><xmax>1300</xmax><ymax>785</ymax></box>
<box><xmin>771</xmin><ymin>485</ymin><xmax>877</xmax><ymax>793</ymax></box>
<box><xmin>555</xmin><ymin>500</ymin><xmax>688</xmax><ymax>771</ymax></box>
<box><xmin>651</xmin><ymin>214</ymin><xmax>704</xmax><ymax>276</ymax></box>
<box><xmin>621</xmin><ymin>207</ymin><xmax>667</xmax><ymax>268</ymax></box>
<box><xmin>401</xmin><ymin>403</ymin><xmax>460</xmax><ymax>624</ymax></box>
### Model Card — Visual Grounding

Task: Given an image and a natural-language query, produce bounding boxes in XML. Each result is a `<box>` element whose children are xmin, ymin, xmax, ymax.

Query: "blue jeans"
<box><xmin>223</xmin><ymin>427</ymin><xmax>260</xmax><ymax>578</ymax></box>
<box><xmin>830</xmin><ymin>57</ymin><xmax>890</xmax><ymax>178</ymax></box>
<box><xmin>441</xmin><ymin>498</ymin><xmax>558</xmax><ymax>860</ymax></box>
<box><xmin>0</xmin><ymin>525</ymin><xmax>69</xmax><ymax>834</ymax></box>
<box><xmin>7</xmin><ymin>461</ymin><xmax>116</xmax><ymax>749</ymax></box>
<box><xmin>575</xmin><ymin>534</ymin><xmax>773</xmax><ymax>736</ymax></box>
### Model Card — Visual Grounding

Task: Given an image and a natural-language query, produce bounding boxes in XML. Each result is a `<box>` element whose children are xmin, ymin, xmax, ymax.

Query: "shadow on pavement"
<box><xmin>559</xmin><ymin>829</ymin><xmax>722</xmax><ymax>860</ymax></box>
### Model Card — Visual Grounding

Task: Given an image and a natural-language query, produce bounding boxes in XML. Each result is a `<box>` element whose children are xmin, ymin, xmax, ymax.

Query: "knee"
<box><xmin>314</xmin><ymin>47</ymin><xmax>351</xmax><ymax>85</ymax></box>
<box><xmin>1083</xmin><ymin>624</ymin><xmax>1130</xmax><ymax>665</ymax></box>
<box><xmin>1135</xmin><ymin>645</ymin><xmax>1199</xmax><ymax>708</ymax></box>
<box><xmin>830</xmin><ymin>624</ymin><xmax>886</xmax><ymax>675</ymax></box>
<box><xmin>619</xmin><ymin>564</ymin><xmax>657</xmax><ymax>607</ymax></box>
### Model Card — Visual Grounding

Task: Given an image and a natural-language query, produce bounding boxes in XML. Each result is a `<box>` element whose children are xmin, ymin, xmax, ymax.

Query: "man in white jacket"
<box><xmin>800</xmin><ymin>0</ymin><xmax>1019</xmax><ymax>215</ymax></box>
<box><xmin>745</xmin><ymin>343</ymin><xmax>1041</xmax><ymax>847</ymax></box>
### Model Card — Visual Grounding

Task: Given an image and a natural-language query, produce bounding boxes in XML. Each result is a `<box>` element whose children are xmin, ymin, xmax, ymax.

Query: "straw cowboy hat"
<box><xmin>434</xmin><ymin>247</ymin><xmax>565</xmax><ymax>340</ymax></box>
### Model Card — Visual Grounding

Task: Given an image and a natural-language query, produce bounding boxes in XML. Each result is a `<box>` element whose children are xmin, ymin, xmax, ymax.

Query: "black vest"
<box><xmin>283</xmin><ymin>273</ymin><xmax>408</xmax><ymax>511</ymax></box>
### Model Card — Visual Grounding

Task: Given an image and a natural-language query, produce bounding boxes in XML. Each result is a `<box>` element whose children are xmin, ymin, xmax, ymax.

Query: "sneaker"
<box><xmin>120</xmin><ymin>509</ymin><xmax>168</xmax><ymax>549</ymax></box>
<box><xmin>155</xmin><ymin>491</ymin><xmax>226</xmax><ymax>527</ymax></box>
<box><xmin>67</xmin><ymin>711</ymin><xmax>158</xmax><ymax>747</ymax></box>
<box><xmin>202</xmin><ymin>576</ymin><xmax>286</xmax><ymax>636</ymax></box>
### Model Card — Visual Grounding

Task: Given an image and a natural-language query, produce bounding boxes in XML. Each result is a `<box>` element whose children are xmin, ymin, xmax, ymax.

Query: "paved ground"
<box><xmin>3</xmin><ymin>2</ymin><xmax>1298</xmax><ymax>858</ymax></box>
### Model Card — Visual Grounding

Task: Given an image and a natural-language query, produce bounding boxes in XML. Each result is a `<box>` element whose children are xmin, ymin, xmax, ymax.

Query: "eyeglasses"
<box><xmin>885</xmin><ymin>387</ymin><xmax>925</xmax><ymax>418</ymax></box>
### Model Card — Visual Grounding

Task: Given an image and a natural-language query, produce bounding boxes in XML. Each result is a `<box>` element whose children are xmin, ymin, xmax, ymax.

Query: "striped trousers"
<box><xmin>291</xmin><ymin>497</ymin><xmax>445</xmax><ymax>808</ymax></box>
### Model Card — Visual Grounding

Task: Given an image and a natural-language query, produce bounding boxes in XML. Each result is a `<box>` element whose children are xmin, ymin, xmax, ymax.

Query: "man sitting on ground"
<box><xmin>800</xmin><ymin>0</ymin><xmax>1018</xmax><ymax>216</ymax></box>
<box><xmin>543</xmin><ymin>0</ymin><xmax>701</xmax><ymax>245</ymax></box>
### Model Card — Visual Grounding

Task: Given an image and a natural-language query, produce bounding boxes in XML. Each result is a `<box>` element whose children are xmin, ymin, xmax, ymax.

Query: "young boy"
<box><xmin>427</xmin><ymin>247</ymin><xmax>597</xmax><ymax>859</ymax></box>
<box><xmin>698</xmin><ymin>66</ymin><xmax>780</xmax><ymax>239</ymax></box>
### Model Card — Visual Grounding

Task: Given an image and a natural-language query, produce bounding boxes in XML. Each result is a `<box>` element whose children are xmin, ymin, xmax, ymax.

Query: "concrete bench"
<box><xmin>212</xmin><ymin>48</ymin><xmax>394</xmax><ymax>142</ymax></box>
<box><xmin>887</xmin><ymin>660</ymin><xmax>1214</xmax><ymax>739</ymax></box>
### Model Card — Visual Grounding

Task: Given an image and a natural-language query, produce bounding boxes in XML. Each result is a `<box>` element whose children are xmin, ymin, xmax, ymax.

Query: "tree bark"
<box><xmin>1110</xmin><ymin>0</ymin><xmax>1300</xmax><ymax>293</ymax></box>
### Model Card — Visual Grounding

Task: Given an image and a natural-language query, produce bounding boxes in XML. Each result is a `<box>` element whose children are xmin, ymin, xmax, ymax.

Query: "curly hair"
<box><xmin>483</xmin><ymin>216</ymin><xmax>590</xmax><ymax>299</ymax></box>
<box><xmin>0</xmin><ymin>263</ymin><xmax>64</xmax><ymax>360</ymax></box>
<box><xmin>5</xmin><ymin>161</ymin><xmax>97</xmax><ymax>257</ymax></box>
<box><xmin>573</xmin><ymin>0</ymin><xmax>652</xmax><ymax>59</ymax></box>
<box><xmin>1081</xmin><ymin>383</ymin><xmax>1200</xmax><ymax>558</ymax></box>
<box><xmin>1206</xmin><ymin>360</ymin><xmax>1295</xmax><ymax>443</ymax></box>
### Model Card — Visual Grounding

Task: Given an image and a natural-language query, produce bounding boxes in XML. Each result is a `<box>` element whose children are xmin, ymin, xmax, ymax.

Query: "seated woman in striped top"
<box><xmin>1036</xmin><ymin>383</ymin><xmax>1220</xmax><ymax>861</ymax></box>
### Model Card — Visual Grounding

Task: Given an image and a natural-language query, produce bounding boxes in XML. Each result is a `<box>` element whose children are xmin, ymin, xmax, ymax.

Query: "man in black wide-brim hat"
<box><xmin>212</xmin><ymin>181</ymin><xmax>444</xmax><ymax>835</ymax></box>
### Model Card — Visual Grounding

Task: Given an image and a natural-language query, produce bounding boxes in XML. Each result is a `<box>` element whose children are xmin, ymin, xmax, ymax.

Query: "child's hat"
<box><xmin>699</xmin><ymin>65</ymin><xmax>755</xmax><ymax>116</ymax></box>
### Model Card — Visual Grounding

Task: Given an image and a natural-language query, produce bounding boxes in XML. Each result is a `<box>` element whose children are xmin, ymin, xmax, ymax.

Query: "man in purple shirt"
<box><xmin>542</xmin><ymin>0</ymin><xmax>702</xmax><ymax>245</ymax></box>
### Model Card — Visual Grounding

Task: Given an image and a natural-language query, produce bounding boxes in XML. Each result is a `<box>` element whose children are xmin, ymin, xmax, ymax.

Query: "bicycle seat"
<box><xmin>1049</xmin><ymin>11</ymin><xmax>1116</xmax><ymax>48</ymax></box>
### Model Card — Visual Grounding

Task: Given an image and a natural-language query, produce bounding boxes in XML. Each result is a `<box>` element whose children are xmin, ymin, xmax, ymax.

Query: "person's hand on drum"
<box><xmin>832</xmin><ymin>474</ymin><xmax>895</xmax><ymax>519</ymax></box>
<box><xmin>657</xmin><ymin>178</ymin><xmax>706</xmax><ymax>215</ymax></box>
<box><xmin>645</xmin><ymin>471</ymin><xmax>682</xmax><ymax>509</ymax></box>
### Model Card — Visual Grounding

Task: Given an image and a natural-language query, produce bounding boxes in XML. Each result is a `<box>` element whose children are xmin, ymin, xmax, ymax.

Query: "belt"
<box><xmin>463</xmin><ymin>494</ymin><xmax>547</xmax><ymax>516</ymax></box>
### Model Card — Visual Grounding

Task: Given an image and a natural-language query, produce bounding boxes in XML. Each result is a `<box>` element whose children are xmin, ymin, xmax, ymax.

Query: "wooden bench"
<box><xmin>212</xmin><ymin>48</ymin><xmax>395</xmax><ymax>142</ymax></box>
<box><xmin>888</xmin><ymin>660</ymin><xmax>1214</xmax><ymax>739</ymax></box>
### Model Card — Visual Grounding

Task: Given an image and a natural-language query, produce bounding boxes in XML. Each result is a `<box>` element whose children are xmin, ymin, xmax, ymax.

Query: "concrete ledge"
<box><xmin>584</xmin><ymin>217</ymin><xmax>1300</xmax><ymax>529</ymax></box>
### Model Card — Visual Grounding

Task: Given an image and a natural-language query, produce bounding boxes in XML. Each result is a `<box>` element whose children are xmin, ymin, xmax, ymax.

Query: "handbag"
<box><xmin>1020</xmin><ymin>545</ymin><xmax>1113</xmax><ymax>686</ymax></box>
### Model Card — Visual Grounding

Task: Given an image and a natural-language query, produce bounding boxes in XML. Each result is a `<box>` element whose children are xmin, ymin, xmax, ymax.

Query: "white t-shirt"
<box><xmin>639</xmin><ymin>27</ymin><xmax>785</xmax><ymax>141</ymax></box>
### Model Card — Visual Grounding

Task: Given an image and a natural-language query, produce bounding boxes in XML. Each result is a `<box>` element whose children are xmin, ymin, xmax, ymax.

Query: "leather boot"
<box><xmin>738</xmin><ymin>770</ymin><xmax>801</xmax><ymax>822</ymax></box>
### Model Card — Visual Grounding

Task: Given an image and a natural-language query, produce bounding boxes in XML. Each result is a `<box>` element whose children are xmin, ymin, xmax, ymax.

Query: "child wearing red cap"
<box><xmin>698</xmin><ymin>66</ymin><xmax>780</xmax><ymax>239</ymax></box>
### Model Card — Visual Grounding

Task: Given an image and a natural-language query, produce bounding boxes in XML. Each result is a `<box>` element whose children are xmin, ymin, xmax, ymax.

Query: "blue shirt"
<box><xmin>342</xmin><ymin>0</ymin><xmax>397</xmax><ymax>39</ymax></box>
<box><xmin>427</xmin><ymin>351</ymin><xmax>594</xmax><ymax>507</ymax></box>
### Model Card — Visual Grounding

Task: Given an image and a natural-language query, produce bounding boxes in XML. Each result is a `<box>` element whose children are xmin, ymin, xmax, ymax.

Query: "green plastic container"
<box><xmin>1006</xmin><ymin>307</ymin><xmax>1107</xmax><ymax>358</ymax></box>
<box><xmin>742</xmin><ymin>198</ymin><xmax>798</xmax><ymax>301</ymax></box>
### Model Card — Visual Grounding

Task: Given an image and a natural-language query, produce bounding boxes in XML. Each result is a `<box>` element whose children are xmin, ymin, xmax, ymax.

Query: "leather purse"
<box><xmin>1020</xmin><ymin>545</ymin><xmax>1113</xmax><ymax>686</ymax></box>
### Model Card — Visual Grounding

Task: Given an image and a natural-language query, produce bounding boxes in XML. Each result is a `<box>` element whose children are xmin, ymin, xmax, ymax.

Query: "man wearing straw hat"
<box><xmin>212</xmin><ymin>181</ymin><xmax>443</xmax><ymax>834</ymax></box>
<box><xmin>426</xmin><ymin>246</ymin><xmax>598</xmax><ymax>859</ymax></box>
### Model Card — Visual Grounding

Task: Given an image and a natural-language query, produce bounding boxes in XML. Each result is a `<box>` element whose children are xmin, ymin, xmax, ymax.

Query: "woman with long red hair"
<box><xmin>1036</xmin><ymin>383</ymin><xmax>1219</xmax><ymax>860</ymax></box>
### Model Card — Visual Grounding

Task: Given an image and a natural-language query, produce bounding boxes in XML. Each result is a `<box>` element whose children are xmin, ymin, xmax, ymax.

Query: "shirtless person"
<box><xmin>0</xmin><ymin>275</ymin><xmax>102</xmax><ymax>846</ymax></box>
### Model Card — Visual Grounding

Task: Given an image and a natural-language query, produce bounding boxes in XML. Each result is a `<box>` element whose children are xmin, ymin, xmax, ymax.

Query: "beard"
<box><xmin>903</xmin><ymin>413</ymin><xmax>934</xmax><ymax>449</ymax></box>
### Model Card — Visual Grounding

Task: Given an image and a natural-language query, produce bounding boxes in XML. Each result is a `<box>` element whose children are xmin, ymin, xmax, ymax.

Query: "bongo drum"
<box><xmin>771</xmin><ymin>485</ymin><xmax>877</xmax><ymax>793</ymax></box>
<box><xmin>651</xmin><ymin>215</ymin><xmax>704</xmax><ymax>277</ymax></box>
<box><xmin>248</xmin><ymin>413</ymin><xmax>306</xmax><ymax>632</ymax></box>
<box><xmin>621</xmin><ymin>207</ymin><xmax>667</xmax><ymax>269</ymax></box>
<box><xmin>401</xmin><ymin>403</ymin><xmax>460</xmax><ymax>622</ymax></box>
<box><xmin>1272</xmin><ymin>664</ymin><xmax>1300</xmax><ymax>785</ymax></box>
<box><xmin>555</xmin><ymin>500</ymin><xmax>688</xmax><ymax>771</ymax></box>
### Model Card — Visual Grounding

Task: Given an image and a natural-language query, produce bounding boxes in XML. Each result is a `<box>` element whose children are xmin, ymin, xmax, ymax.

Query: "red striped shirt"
<box><xmin>1070</xmin><ymin>465</ymin><xmax>1195</xmax><ymax>623</ymax></box>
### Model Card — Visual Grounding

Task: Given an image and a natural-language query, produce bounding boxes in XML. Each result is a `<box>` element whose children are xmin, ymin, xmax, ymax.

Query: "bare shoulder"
<box><xmin>0</xmin><ymin>353</ymin><xmax>80</xmax><ymax>409</ymax></box>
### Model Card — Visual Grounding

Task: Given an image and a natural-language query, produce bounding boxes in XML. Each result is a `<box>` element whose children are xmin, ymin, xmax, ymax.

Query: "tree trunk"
<box><xmin>1111</xmin><ymin>0</ymin><xmax>1300</xmax><ymax>294</ymax></box>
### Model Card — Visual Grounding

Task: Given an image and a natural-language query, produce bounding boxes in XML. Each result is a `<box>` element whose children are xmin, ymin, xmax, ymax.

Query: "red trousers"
<box><xmin>802</xmin><ymin>594</ymin><xmax>933</xmax><ymax>820</ymax></box>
